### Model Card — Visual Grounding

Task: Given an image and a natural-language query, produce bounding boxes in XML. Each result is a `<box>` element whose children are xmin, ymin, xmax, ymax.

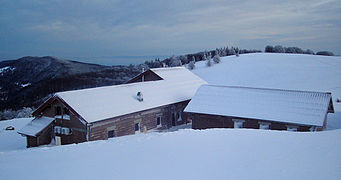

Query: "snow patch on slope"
<box><xmin>0</xmin><ymin>66</ymin><xmax>15</xmax><ymax>74</ymax></box>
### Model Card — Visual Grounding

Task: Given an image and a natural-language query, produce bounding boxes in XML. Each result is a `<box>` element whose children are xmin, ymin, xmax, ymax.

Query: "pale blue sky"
<box><xmin>1</xmin><ymin>0</ymin><xmax>340</xmax><ymax>64</ymax></box>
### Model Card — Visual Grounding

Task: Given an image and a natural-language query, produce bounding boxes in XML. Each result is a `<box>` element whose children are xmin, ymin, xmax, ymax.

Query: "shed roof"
<box><xmin>55</xmin><ymin>67</ymin><xmax>206</xmax><ymax>123</ymax></box>
<box><xmin>18</xmin><ymin>116</ymin><xmax>54</xmax><ymax>137</ymax></box>
<box><xmin>184</xmin><ymin>85</ymin><xmax>333</xmax><ymax>127</ymax></box>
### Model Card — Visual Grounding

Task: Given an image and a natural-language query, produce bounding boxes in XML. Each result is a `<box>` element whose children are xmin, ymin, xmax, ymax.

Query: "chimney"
<box><xmin>137</xmin><ymin>91</ymin><xmax>143</xmax><ymax>101</ymax></box>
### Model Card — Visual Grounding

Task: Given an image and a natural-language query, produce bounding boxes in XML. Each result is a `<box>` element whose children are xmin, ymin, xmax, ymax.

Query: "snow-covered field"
<box><xmin>1</xmin><ymin>53</ymin><xmax>341</xmax><ymax>179</ymax></box>
<box><xmin>0</xmin><ymin>118</ymin><xmax>33</xmax><ymax>152</ymax></box>
<box><xmin>1</xmin><ymin>128</ymin><xmax>340</xmax><ymax>180</ymax></box>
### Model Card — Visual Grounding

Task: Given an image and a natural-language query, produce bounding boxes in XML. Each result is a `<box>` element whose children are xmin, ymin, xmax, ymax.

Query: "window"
<box><xmin>135</xmin><ymin>122</ymin><xmax>140</xmax><ymax>133</ymax></box>
<box><xmin>259</xmin><ymin>122</ymin><xmax>270</xmax><ymax>130</ymax></box>
<box><xmin>108</xmin><ymin>130</ymin><xmax>115</xmax><ymax>138</ymax></box>
<box><xmin>54</xmin><ymin>126</ymin><xmax>71</xmax><ymax>135</ymax></box>
<box><xmin>232</xmin><ymin>119</ymin><xmax>245</xmax><ymax>129</ymax></box>
<box><xmin>61</xmin><ymin>127</ymin><xmax>71</xmax><ymax>135</ymax></box>
<box><xmin>287</xmin><ymin>125</ymin><xmax>298</xmax><ymax>132</ymax></box>
<box><xmin>55</xmin><ymin>107</ymin><xmax>61</xmax><ymax>115</ymax></box>
<box><xmin>156</xmin><ymin>117</ymin><xmax>162</xmax><ymax>128</ymax></box>
<box><xmin>64</xmin><ymin>107</ymin><xmax>69</xmax><ymax>115</ymax></box>
<box><xmin>54</xmin><ymin>126</ymin><xmax>61</xmax><ymax>134</ymax></box>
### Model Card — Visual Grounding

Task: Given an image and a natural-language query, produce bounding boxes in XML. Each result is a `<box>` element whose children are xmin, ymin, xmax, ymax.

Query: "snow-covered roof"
<box><xmin>151</xmin><ymin>67</ymin><xmax>197</xmax><ymax>82</ymax></box>
<box><xmin>56</xmin><ymin>67</ymin><xmax>207</xmax><ymax>123</ymax></box>
<box><xmin>184</xmin><ymin>85</ymin><xmax>333</xmax><ymax>127</ymax></box>
<box><xmin>18</xmin><ymin>116</ymin><xmax>54</xmax><ymax>137</ymax></box>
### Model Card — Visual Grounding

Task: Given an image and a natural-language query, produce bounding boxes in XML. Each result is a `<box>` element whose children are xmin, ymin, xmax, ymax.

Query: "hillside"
<box><xmin>0</xmin><ymin>56</ymin><xmax>108</xmax><ymax>83</ymax></box>
<box><xmin>0</xmin><ymin>56</ymin><xmax>141</xmax><ymax>111</ymax></box>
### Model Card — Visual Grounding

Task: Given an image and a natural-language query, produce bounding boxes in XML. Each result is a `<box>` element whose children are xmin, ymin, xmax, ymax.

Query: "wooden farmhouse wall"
<box><xmin>126</xmin><ymin>70</ymin><xmax>163</xmax><ymax>84</ymax></box>
<box><xmin>189</xmin><ymin>113</ymin><xmax>318</xmax><ymax>132</ymax></box>
<box><xmin>36</xmin><ymin>99</ymin><xmax>87</xmax><ymax>145</ymax></box>
<box><xmin>89</xmin><ymin>100</ymin><xmax>190</xmax><ymax>141</ymax></box>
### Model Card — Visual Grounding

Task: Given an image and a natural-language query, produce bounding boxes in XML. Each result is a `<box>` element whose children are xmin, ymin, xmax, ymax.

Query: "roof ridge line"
<box><xmin>203</xmin><ymin>84</ymin><xmax>332</xmax><ymax>95</ymax></box>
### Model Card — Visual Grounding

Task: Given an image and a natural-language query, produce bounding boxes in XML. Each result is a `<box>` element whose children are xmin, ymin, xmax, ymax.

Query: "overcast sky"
<box><xmin>1</xmin><ymin>0</ymin><xmax>340</xmax><ymax>64</ymax></box>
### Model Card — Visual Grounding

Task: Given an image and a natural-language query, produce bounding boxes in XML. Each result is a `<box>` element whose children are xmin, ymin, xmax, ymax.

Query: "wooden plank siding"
<box><xmin>189</xmin><ymin>112</ymin><xmax>317</xmax><ymax>132</ymax></box>
<box><xmin>26</xmin><ymin>124</ymin><xmax>53</xmax><ymax>147</ymax></box>
<box><xmin>90</xmin><ymin>100</ymin><xmax>190</xmax><ymax>141</ymax></box>
<box><xmin>125</xmin><ymin>69</ymin><xmax>163</xmax><ymax>84</ymax></box>
<box><xmin>37</xmin><ymin>99</ymin><xmax>87</xmax><ymax>146</ymax></box>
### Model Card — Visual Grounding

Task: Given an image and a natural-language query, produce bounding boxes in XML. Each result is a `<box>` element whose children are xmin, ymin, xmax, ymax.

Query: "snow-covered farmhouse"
<box><xmin>184</xmin><ymin>85</ymin><xmax>334</xmax><ymax>132</ymax></box>
<box><xmin>18</xmin><ymin>67</ymin><xmax>207</xmax><ymax>147</ymax></box>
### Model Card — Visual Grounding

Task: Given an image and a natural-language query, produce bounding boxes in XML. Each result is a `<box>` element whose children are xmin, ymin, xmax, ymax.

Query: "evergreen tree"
<box><xmin>188</xmin><ymin>60</ymin><xmax>195</xmax><ymax>70</ymax></box>
<box><xmin>213</xmin><ymin>54</ymin><xmax>221</xmax><ymax>63</ymax></box>
<box><xmin>265</xmin><ymin>45</ymin><xmax>274</xmax><ymax>52</ymax></box>
<box><xmin>206</xmin><ymin>52</ymin><xmax>213</xmax><ymax>67</ymax></box>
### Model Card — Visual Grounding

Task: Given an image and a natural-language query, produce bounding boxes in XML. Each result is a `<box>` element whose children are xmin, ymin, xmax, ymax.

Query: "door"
<box><xmin>55</xmin><ymin>136</ymin><xmax>61</xmax><ymax>146</ymax></box>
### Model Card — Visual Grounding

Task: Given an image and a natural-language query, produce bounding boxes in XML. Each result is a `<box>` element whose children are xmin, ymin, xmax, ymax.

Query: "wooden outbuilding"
<box><xmin>18</xmin><ymin>67</ymin><xmax>207</xmax><ymax>147</ymax></box>
<box><xmin>184</xmin><ymin>85</ymin><xmax>334</xmax><ymax>132</ymax></box>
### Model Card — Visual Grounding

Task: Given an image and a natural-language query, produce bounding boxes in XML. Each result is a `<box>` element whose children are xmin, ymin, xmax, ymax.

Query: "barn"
<box><xmin>18</xmin><ymin>67</ymin><xmax>207</xmax><ymax>147</ymax></box>
<box><xmin>184</xmin><ymin>85</ymin><xmax>334</xmax><ymax>132</ymax></box>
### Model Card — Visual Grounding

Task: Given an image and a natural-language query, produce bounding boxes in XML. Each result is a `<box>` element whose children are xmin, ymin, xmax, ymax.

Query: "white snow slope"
<box><xmin>1</xmin><ymin>129</ymin><xmax>341</xmax><ymax>180</ymax></box>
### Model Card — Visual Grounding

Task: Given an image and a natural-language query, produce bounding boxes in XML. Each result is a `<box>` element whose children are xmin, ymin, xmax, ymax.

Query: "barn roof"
<box><xmin>18</xmin><ymin>116</ymin><xmax>54</xmax><ymax>137</ymax></box>
<box><xmin>54</xmin><ymin>67</ymin><xmax>206</xmax><ymax>123</ymax></box>
<box><xmin>184</xmin><ymin>85</ymin><xmax>334</xmax><ymax>127</ymax></box>
<box><xmin>151</xmin><ymin>67</ymin><xmax>196</xmax><ymax>82</ymax></box>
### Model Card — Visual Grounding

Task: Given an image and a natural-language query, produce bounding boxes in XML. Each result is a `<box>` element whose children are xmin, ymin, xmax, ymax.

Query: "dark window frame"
<box><xmin>157</xmin><ymin>117</ymin><xmax>161</xmax><ymax>126</ymax></box>
<box><xmin>135</xmin><ymin>123</ymin><xmax>140</xmax><ymax>131</ymax></box>
<box><xmin>108</xmin><ymin>130</ymin><xmax>115</xmax><ymax>138</ymax></box>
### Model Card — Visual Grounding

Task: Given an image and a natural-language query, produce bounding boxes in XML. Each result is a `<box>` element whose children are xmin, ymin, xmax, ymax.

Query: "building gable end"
<box><xmin>32</xmin><ymin>95</ymin><xmax>87</xmax><ymax>125</ymax></box>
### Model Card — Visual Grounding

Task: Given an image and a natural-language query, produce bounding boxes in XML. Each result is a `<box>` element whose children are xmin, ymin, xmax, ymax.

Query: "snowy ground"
<box><xmin>0</xmin><ymin>118</ymin><xmax>33</xmax><ymax>152</ymax></box>
<box><xmin>1</xmin><ymin>128</ymin><xmax>341</xmax><ymax>180</ymax></box>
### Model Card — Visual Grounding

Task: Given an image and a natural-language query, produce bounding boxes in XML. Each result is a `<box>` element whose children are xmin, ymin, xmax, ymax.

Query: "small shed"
<box><xmin>18</xmin><ymin>116</ymin><xmax>55</xmax><ymax>147</ymax></box>
<box><xmin>184</xmin><ymin>85</ymin><xmax>334</xmax><ymax>131</ymax></box>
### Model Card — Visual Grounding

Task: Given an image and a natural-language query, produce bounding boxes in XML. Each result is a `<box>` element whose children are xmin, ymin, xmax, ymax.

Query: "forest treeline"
<box><xmin>144</xmin><ymin>45</ymin><xmax>335</xmax><ymax>68</ymax></box>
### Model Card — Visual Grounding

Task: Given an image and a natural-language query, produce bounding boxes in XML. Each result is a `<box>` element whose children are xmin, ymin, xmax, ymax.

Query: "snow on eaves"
<box><xmin>185</xmin><ymin>85</ymin><xmax>332</xmax><ymax>127</ymax></box>
<box><xmin>18</xmin><ymin>116</ymin><xmax>54</xmax><ymax>137</ymax></box>
<box><xmin>56</xmin><ymin>67</ymin><xmax>207</xmax><ymax>123</ymax></box>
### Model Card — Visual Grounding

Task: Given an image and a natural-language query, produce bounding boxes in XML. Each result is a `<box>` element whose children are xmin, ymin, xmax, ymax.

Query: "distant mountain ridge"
<box><xmin>0</xmin><ymin>56</ymin><xmax>141</xmax><ymax>111</ymax></box>
<box><xmin>0</xmin><ymin>56</ymin><xmax>109</xmax><ymax>83</ymax></box>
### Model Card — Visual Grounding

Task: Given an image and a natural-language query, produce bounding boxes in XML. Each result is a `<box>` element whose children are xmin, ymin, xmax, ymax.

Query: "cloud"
<box><xmin>0</xmin><ymin>0</ymin><xmax>340</xmax><ymax>60</ymax></box>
